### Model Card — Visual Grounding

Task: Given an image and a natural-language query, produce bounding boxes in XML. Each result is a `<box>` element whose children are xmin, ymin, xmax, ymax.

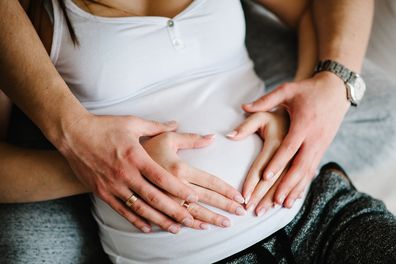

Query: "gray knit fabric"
<box><xmin>1</xmin><ymin>1</ymin><xmax>396</xmax><ymax>263</ymax></box>
<box><xmin>0</xmin><ymin>195</ymin><xmax>109</xmax><ymax>264</ymax></box>
<box><xmin>220</xmin><ymin>168</ymin><xmax>396</xmax><ymax>263</ymax></box>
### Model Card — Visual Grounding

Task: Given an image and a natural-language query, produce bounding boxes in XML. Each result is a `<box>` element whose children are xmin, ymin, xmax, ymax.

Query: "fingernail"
<box><xmin>244</xmin><ymin>194</ymin><xmax>251</xmax><ymax>204</ymax></box>
<box><xmin>222</xmin><ymin>219</ymin><xmax>231</xmax><ymax>227</ymax></box>
<box><xmin>141</xmin><ymin>226</ymin><xmax>151</xmax><ymax>233</ymax></box>
<box><xmin>266</xmin><ymin>171</ymin><xmax>275</xmax><ymax>180</ymax></box>
<box><xmin>182</xmin><ymin>217</ymin><xmax>194</xmax><ymax>227</ymax></box>
<box><xmin>186</xmin><ymin>194</ymin><xmax>198</xmax><ymax>203</ymax></box>
<box><xmin>243</xmin><ymin>103</ymin><xmax>253</xmax><ymax>108</ymax></box>
<box><xmin>246</xmin><ymin>203</ymin><xmax>254</xmax><ymax>213</ymax></box>
<box><xmin>200</xmin><ymin>223</ymin><xmax>210</xmax><ymax>230</ymax></box>
<box><xmin>235</xmin><ymin>206</ymin><xmax>246</xmax><ymax>216</ymax></box>
<box><xmin>168</xmin><ymin>224</ymin><xmax>180</xmax><ymax>234</ymax></box>
<box><xmin>288</xmin><ymin>199</ymin><xmax>295</xmax><ymax>208</ymax></box>
<box><xmin>203</xmin><ymin>134</ymin><xmax>216</xmax><ymax>140</ymax></box>
<box><xmin>234</xmin><ymin>194</ymin><xmax>245</xmax><ymax>204</ymax></box>
<box><xmin>164</xmin><ymin>120</ymin><xmax>178</xmax><ymax>126</ymax></box>
<box><xmin>278</xmin><ymin>194</ymin><xmax>286</xmax><ymax>205</ymax></box>
<box><xmin>298</xmin><ymin>193</ymin><xmax>303</xmax><ymax>199</ymax></box>
<box><xmin>226</xmin><ymin>131</ymin><xmax>238</xmax><ymax>138</ymax></box>
<box><xmin>256</xmin><ymin>208</ymin><xmax>267</xmax><ymax>217</ymax></box>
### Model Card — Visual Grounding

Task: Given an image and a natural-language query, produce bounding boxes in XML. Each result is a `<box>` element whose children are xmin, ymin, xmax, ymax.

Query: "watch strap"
<box><xmin>314</xmin><ymin>60</ymin><xmax>354</xmax><ymax>83</ymax></box>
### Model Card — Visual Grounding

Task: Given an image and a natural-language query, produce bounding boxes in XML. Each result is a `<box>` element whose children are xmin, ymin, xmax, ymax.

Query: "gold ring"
<box><xmin>125</xmin><ymin>193</ymin><xmax>138</xmax><ymax>207</ymax></box>
<box><xmin>181</xmin><ymin>201</ymin><xmax>190</xmax><ymax>209</ymax></box>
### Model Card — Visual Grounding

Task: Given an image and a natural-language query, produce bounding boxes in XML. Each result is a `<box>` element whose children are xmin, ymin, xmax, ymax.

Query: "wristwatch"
<box><xmin>314</xmin><ymin>60</ymin><xmax>366</xmax><ymax>106</ymax></box>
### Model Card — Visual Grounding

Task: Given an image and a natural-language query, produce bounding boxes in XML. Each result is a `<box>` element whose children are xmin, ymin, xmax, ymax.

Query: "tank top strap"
<box><xmin>49</xmin><ymin>0</ymin><xmax>68</xmax><ymax>64</ymax></box>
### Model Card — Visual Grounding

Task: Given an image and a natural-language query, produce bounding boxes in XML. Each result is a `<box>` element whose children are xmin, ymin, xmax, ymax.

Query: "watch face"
<box><xmin>349</xmin><ymin>75</ymin><xmax>366</xmax><ymax>104</ymax></box>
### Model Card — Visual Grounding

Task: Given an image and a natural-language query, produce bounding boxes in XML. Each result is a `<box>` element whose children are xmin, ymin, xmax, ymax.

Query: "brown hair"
<box><xmin>27</xmin><ymin>0</ymin><xmax>79</xmax><ymax>45</ymax></box>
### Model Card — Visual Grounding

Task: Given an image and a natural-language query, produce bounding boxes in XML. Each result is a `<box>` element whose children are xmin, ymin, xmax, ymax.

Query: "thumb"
<box><xmin>140</xmin><ymin>119</ymin><xmax>178</xmax><ymax>136</ymax></box>
<box><xmin>242</xmin><ymin>83</ymin><xmax>291</xmax><ymax>113</ymax></box>
<box><xmin>227</xmin><ymin>112</ymin><xmax>269</xmax><ymax>140</ymax></box>
<box><xmin>172</xmin><ymin>133</ymin><xmax>215</xmax><ymax>150</ymax></box>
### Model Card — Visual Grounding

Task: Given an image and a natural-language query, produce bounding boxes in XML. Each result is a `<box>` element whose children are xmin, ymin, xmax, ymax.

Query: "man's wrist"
<box><xmin>314</xmin><ymin>71</ymin><xmax>350</xmax><ymax>108</ymax></box>
<box><xmin>39</xmin><ymin>80</ymin><xmax>91</xmax><ymax>152</ymax></box>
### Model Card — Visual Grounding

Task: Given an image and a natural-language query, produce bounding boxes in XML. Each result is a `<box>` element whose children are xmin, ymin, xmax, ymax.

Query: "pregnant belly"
<box><xmin>179</xmin><ymin>132</ymin><xmax>262</xmax><ymax>192</ymax></box>
<box><xmin>90</xmin><ymin>66</ymin><xmax>306</xmax><ymax>263</ymax></box>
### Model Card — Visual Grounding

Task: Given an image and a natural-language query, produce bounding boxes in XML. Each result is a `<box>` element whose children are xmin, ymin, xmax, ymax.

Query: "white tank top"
<box><xmin>49</xmin><ymin>0</ymin><xmax>306</xmax><ymax>263</ymax></box>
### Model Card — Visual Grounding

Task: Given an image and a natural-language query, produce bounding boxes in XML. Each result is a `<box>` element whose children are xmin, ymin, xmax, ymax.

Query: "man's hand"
<box><xmin>143</xmin><ymin>132</ymin><xmax>246</xmax><ymax>230</ymax></box>
<box><xmin>242</xmin><ymin>72</ymin><xmax>350</xmax><ymax>208</ymax></box>
<box><xmin>59</xmin><ymin>114</ymin><xmax>200</xmax><ymax>234</ymax></box>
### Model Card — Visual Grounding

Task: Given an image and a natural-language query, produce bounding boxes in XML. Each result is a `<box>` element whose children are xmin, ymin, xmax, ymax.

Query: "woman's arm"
<box><xmin>244</xmin><ymin>0</ymin><xmax>374</xmax><ymax>207</ymax></box>
<box><xmin>0</xmin><ymin>0</ymin><xmax>201</xmax><ymax>232</ymax></box>
<box><xmin>0</xmin><ymin>143</ymin><xmax>87</xmax><ymax>203</ymax></box>
<box><xmin>0</xmin><ymin>90</ymin><xmax>87</xmax><ymax>203</ymax></box>
<box><xmin>256</xmin><ymin>0</ymin><xmax>318</xmax><ymax>81</ymax></box>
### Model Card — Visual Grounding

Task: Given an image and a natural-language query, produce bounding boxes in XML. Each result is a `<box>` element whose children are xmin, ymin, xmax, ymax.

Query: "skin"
<box><xmin>236</xmin><ymin>0</ymin><xmax>374</xmax><ymax>212</ymax></box>
<box><xmin>0</xmin><ymin>0</ymin><xmax>247</xmax><ymax>234</ymax></box>
<box><xmin>0</xmin><ymin>0</ymin><xmax>220</xmax><ymax>234</ymax></box>
<box><xmin>0</xmin><ymin>0</ymin><xmax>374</xmax><ymax>230</ymax></box>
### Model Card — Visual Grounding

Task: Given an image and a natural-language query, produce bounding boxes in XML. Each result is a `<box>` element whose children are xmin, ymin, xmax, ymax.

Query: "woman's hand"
<box><xmin>227</xmin><ymin>108</ymin><xmax>289</xmax><ymax>216</ymax></box>
<box><xmin>241</xmin><ymin>72</ymin><xmax>350</xmax><ymax>209</ymax></box>
<box><xmin>60</xmin><ymin>114</ymin><xmax>202</xmax><ymax>234</ymax></box>
<box><xmin>142</xmin><ymin>132</ymin><xmax>246</xmax><ymax>230</ymax></box>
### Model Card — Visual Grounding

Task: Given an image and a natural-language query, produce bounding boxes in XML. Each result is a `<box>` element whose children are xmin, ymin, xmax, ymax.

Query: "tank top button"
<box><xmin>172</xmin><ymin>38</ymin><xmax>184</xmax><ymax>48</ymax></box>
<box><xmin>167</xmin><ymin>19</ymin><xmax>174</xmax><ymax>27</ymax></box>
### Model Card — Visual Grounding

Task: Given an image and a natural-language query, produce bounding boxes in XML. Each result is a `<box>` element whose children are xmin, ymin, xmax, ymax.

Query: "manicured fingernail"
<box><xmin>266</xmin><ymin>171</ymin><xmax>275</xmax><ymax>180</ymax></box>
<box><xmin>273</xmin><ymin>203</ymin><xmax>281</xmax><ymax>209</ymax></box>
<box><xmin>203</xmin><ymin>134</ymin><xmax>216</xmax><ymax>139</ymax></box>
<box><xmin>226</xmin><ymin>131</ymin><xmax>238</xmax><ymax>138</ymax></box>
<box><xmin>186</xmin><ymin>194</ymin><xmax>198</xmax><ymax>203</ymax></box>
<box><xmin>200</xmin><ymin>223</ymin><xmax>210</xmax><ymax>230</ymax></box>
<box><xmin>243</xmin><ymin>103</ymin><xmax>253</xmax><ymax>108</ymax></box>
<box><xmin>244</xmin><ymin>194</ymin><xmax>251</xmax><ymax>204</ymax></box>
<box><xmin>222</xmin><ymin>219</ymin><xmax>231</xmax><ymax>227</ymax></box>
<box><xmin>235</xmin><ymin>206</ymin><xmax>246</xmax><ymax>216</ymax></box>
<box><xmin>256</xmin><ymin>208</ymin><xmax>267</xmax><ymax>217</ymax></box>
<box><xmin>141</xmin><ymin>226</ymin><xmax>151</xmax><ymax>233</ymax></box>
<box><xmin>164</xmin><ymin>120</ymin><xmax>178</xmax><ymax>126</ymax></box>
<box><xmin>278</xmin><ymin>194</ymin><xmax>286</xmax><ymax>205</ymax></box>
<box><xmin>246</xmin><ymin>203</ymin><xmax>254</xmax><ymax>213</ymax></box>
<box><xmin>168</xmin><ymin>224</ymin><xmax>180</xmax><ymax>234</ymax></box>
<box><xmin>182</xmin><ymin>218</ymin><xmax>194</xmax><ymax>227</ymax></box>
<box><xmin>234</xmin><ymin>194</ymin><xmax>245</xmax><ymax>204</ymax></box>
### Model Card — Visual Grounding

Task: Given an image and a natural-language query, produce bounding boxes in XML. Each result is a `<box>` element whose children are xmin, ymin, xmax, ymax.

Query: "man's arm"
<box><xmin>0</xmin><ymin>0</ymin><xmax>200</xmax><ymax>233</ymax></box>
<box><xmin>313</xmin><ymin>0</ymin><xmax>374</xmax><ymax>73</ymax></box>
<box><xmin>241</xmin><ymin>0</ymin><xmax>374</xmax><ymax>208</ymax></box>
<box><xmin>0</xmin><ymin>1</ymin><xmax>87</xmax><ymax>144</ymax></box>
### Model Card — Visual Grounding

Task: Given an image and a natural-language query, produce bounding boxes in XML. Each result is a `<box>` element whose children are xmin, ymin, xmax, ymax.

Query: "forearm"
<box><xmin>0</xmin><ymin>143</ymin><xmax>88</xmax><ymax>203</ymax></box>
<box><xmin>256</xmin><ymin>0</ymin><xmax>317</xmax><ymax>81</ymax></box>
<box><xmin>312</xmin><ymin>0</ymin><xmax>374</xmax><ymax>73</ymax></box>
<box><xmin>0</xmin><ymin>1</ymin><xmax>89</xmax><ymax>150</ymax></box>
<box><xmin>294</xmin><ymin>9</ymin><xmax>318</xmax><ymax>81</ymax></box>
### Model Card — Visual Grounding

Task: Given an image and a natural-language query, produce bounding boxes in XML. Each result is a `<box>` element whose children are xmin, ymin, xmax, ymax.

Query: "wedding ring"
<box><xmin>125</xmin><ymin>193</ymin><xmax>138</xmax><ymax>207</ymax></box>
